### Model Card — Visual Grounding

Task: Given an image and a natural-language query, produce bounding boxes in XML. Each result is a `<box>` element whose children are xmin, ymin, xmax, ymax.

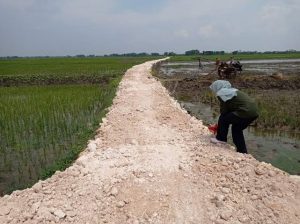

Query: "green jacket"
<box><xmin>218</xmin><ymin>90</ymin><xmax>259</xmax><ymax>118</ymax></box>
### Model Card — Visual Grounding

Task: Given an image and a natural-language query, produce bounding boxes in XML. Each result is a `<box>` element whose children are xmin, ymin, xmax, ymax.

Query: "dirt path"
<box><xmin>0</xmin><ymin>59</ymin><xmax>300</xmax><ymax>224</ymax></box>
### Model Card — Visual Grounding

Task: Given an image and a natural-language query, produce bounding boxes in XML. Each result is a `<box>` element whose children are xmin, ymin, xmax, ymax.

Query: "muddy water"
<box><xmin>158</xmin><ymin>60</ymin><xmax>300</xmax><ymax>175</ymax></box>
<box><xmin>160</xmin><ymin>59</ymin><xmax>300</xmax><ymax>76</ymax></box>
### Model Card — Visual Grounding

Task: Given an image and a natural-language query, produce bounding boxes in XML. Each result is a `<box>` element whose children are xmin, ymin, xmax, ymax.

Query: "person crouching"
<box><xmin>209</xmin><ymin>80</ymin><xmax>259</xmax><ymax>154</ymax></box>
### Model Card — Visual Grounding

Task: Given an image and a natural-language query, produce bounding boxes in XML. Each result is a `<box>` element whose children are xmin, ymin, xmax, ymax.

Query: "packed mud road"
<box><xmin>0</xmin><ymin>59</ymin><xmax>300</xmax><ymax>224</ymax></box>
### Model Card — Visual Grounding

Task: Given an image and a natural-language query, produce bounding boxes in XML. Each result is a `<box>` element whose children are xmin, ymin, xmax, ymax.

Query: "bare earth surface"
<box><xmin>1</xmin><ymin>59</ymin><xmax>300</xmax><ymax>224</ymax></box>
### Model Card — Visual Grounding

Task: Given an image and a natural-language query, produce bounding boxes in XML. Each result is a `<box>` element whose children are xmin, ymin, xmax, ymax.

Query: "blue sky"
<box><xmin>0</xmin><ymin>0</ymin><xmax>299</xmax><ymax>56</ymax></box>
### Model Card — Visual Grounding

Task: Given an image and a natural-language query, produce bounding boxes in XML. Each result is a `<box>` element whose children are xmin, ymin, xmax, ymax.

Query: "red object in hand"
<box><xmin>208</xmin><ymin>124</ymin><xmax>218</xmax><ymax>135</ymax></box>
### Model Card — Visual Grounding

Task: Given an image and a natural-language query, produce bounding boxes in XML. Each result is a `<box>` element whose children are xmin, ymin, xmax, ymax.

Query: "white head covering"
<box><xmin>209</xmin><ymin>80</ymin><xmax>238</xmax><ymax>102</ymax></box>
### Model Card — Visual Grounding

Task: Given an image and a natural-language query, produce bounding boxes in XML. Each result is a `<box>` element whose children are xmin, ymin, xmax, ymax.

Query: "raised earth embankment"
<box><xmin>0</xmin><ymin>59</ymin><xmax>299</xmax><ymax>224</ymax></box>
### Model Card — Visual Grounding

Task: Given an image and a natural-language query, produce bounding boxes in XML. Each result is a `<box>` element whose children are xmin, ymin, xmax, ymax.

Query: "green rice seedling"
<box><xmin>0</xmin><ymin>82</ymin><xmax>119</xmax><ymax>194</ymax></box>
<box><xmin>0</xmin><ymin>56</ymin><xmax>161</xmax><ymax>86</ymax></box>
<box><xmin>0</xmin><ymin>56</ymin><xmax>162</xmax><ymax>194</ymax></box>
<box><xmin>246</xmin><ymin>89</ymin><xmax>300</xmax><ymax>131</ymax></box>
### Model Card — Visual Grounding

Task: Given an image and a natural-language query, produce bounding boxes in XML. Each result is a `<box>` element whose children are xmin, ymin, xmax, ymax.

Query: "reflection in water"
<box><xmin>180</xmin><ymin>101</ymin><xmax>300</xmax><ymax>175</ymax></box>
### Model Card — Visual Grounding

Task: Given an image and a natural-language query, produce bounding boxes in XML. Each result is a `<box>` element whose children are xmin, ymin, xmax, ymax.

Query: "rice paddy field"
<box><xmin>169</xmin><ymin>52</ymin><xmax>300</xmax><ymax>62</ymax></box>
<box><xmin>0</xmin><ymin>57</ymin><xmax>156</xmax><ymax>86</ymax></box>
<box><xmin>0</xmin><ymin>56</ymin><xmax>161</xmax><ymax>195</ymax></box>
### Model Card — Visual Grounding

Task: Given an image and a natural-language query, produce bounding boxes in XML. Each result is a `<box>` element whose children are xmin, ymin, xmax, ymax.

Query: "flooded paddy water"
<box><xmin>160</xmin><ymin>59</ymin><xmax>300</xmax><ymax>77</ymax></box>
<box><xmin>155</xmin><ymin>59</ymin><xmax>300</xmax><ymax>175</ymax></box>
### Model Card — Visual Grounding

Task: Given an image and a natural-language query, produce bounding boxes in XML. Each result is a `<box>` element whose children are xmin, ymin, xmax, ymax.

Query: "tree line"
<box><xmin>1</xmin><ymin>49</ymin><xmax>299</xmax><ymax>59</ymax></box>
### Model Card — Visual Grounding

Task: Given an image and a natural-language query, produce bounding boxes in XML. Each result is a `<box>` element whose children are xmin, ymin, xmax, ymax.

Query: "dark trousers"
<box><xmin>216</xmin><ymin>112</ymin><xmax>258</xmax><ymax>154</ymax></box>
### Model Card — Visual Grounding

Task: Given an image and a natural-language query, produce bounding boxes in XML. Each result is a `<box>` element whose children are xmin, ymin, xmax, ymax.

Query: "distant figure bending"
<box><xmin>198</xmin><ymin>58</ymin><xmax>203</xmax><ymax>69</ymax></box>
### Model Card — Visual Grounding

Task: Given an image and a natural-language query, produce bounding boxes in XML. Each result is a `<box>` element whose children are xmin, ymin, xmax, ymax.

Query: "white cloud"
<box><xmin>198</xmin><ymin>25</ymin><xmax>219</xmax><ymax>39</ymax></box>
<box><xmin>0</xmin><ymin>0</ymin><xmax>35</xmax><ymax>10</ymax></box>
<box><xmin>0</xmin><ymin>0</ymin><xmax>299</xmax><ymax>56</ymax></box>
<box><xmin>174</xmin><ymin>29</ymin><xmax>190</xmax><ymax>38</ymax></box>
<box><xmin>255</xmin><ymin>0</ymin><xmax>300</xmax><ymax>42</ymax></box>
<box><xmin>260</xmin><ymin>4</ymin><xmax>290</xmax><ymax>29</ymax></box>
